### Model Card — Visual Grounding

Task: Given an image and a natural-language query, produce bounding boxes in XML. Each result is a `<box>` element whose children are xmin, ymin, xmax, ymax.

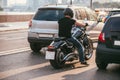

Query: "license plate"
<box><xmin>114</xmin><ymin>40</ymin><xmax>120</xmax><ymax>46</ymax></box>
<box><xmin>45</xmin><ymin>51</ymin><xmax>55</xmax><ymax>60</ymax></box>
<box><xmin>39</xmin><ymin>34</ymin><xmax>53</xmax><ymax>37</ymax></box>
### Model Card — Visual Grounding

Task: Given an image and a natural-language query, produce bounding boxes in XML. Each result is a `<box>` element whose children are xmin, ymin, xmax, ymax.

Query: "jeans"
<box><xmin>67</xmin><ymin>37</ymin><xmax>85</xmax><ymax>62</ymax></box>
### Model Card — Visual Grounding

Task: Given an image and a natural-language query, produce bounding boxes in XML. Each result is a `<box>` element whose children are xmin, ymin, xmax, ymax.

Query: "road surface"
<box><xmin>0</xmin><ymin>30</ymin><xmax>120</xmax><ymax>80</ymax></box>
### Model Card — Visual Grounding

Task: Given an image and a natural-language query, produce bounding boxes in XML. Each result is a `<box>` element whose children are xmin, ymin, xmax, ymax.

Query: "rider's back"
<box><xmin>58</xmin><ymin>17</ymin><xmax>75</xmax><ymax>38</ymax></box>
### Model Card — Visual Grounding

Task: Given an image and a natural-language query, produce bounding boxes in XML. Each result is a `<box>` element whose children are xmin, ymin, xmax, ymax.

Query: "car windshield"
<box><xmin>33</xmin><ymin>8</ymin><xmax>64</xmax><ymax>21</ymax></box>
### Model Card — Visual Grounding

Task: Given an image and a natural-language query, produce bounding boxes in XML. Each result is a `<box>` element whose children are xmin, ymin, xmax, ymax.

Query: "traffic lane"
<box><xmin>0</xmin><ymin>30</ymin><xmax>29</xmax><ymax>51</ymax></box>
<box><xmin>0</xmin><ymin>50</ymin><xmax>96</xmax><ymax>80</ymax></box>
<box><xmin>0</xmin><ymin>51</ymin><xmax>47</xmax><ymax>72</ymax></box>
<box><xmin>0</xmin><ymin>38</ymin><xmax>29</xmax><ymax>51</ymax></box>
<box><xmin>0</xmin><ymin>50</ymin><xmax>95</xmax><ymax>80</ymax></box>
<box><xmin>0</xmin><ymin>49</ymin><xmax>96</xmax><ymax>72</ymax></box>
<box><xmin>0</xmin><ymin>50</ymin><xmax>120</xmax><ymax>80</ymax></box>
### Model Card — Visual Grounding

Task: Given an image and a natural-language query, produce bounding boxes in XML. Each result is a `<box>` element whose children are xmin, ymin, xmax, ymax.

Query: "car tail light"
<box><xmin>98</xmin><ymin>33</ymin><xmax>105</xmax><ymax>43</ymax></box>
<box><xmin>47</xmin><ymin>46</ymin><xmax>55</xmax><ymax>51</ymax></box>
<box><xmin>29</xmin><ymin>20</ymin><xmax>32</xmax><ymax>27</ymax></box>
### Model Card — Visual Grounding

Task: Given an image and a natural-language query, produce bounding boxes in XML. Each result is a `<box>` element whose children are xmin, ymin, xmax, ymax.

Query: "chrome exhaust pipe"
<box><xmin>62</xmin><ymin>53</ymin><xmax>78</xmax><ymax>62</ymax></box>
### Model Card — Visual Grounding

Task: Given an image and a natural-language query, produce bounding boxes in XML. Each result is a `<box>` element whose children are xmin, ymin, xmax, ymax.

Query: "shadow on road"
<box><xmin>62</xmin><ymin>64</ymin><xmax>120</xmax><ymax>80</ymax></box>
<box><xmin>1</xmin><ymin>50</ymin><xmax>90</xmax><ymax>80</ymax></box>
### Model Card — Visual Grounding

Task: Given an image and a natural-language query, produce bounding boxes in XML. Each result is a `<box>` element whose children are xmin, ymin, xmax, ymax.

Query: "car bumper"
<box><xmin>28</xmin><ymin>37</ymin><xmax>53</xmax><ymax>46</ymax></box>
<box><xmin>96</xmin><ymin>43</ymin><xmax>120</xmax><ymax>63</ymax></box>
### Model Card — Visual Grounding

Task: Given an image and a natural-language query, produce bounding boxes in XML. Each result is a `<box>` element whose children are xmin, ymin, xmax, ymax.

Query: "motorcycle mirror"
<box><xmin>83</xmin><ymin>18</ymin><xmax>88</xmax><ymax>23</ymax></box>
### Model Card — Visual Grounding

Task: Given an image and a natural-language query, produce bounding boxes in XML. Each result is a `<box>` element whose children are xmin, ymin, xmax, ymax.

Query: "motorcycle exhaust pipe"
<box><xmin>62</xmin><ymin>53</ymin><xmax>78</xmax><ymax>62</ymax></box>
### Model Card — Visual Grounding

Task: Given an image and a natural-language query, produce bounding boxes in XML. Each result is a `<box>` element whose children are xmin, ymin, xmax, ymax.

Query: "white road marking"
<box><xmin>0</xmin><ymin>30</ymin><xmax>28</xmax><ymax>34</ymax></box>
<box><xmin>0</xmin><ymin>47</ymin><xmax>30</xmax><ymax>56</ymax></box>
<box><xmin>4</xmin><ymin>36</ymin><xmax>26</xmax><ymax>40</ymax></box>
<box><xmin>0</xmin><ymin>36</ymin><xmax>26</xmax><ymax>40</ymax></box>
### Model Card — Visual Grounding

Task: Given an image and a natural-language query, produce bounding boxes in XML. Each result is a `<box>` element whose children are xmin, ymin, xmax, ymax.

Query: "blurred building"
<box><xmin>0</xmin><ymin>0</ymin><xmax>2</xmax><ymax>7</ymax></box>
<box><xmin>0</xmin><ymin>0</ymin><xmax>7</xmax><ymax>7</ymax></box>
<box><xmin>93</xmin><ymin>0</ymin><xmax>120</xmax><ymax>3</ymax></box>
<box><xmin>1</xmin><ymin>0</ymin><xmax>119</xmax><ymax>12</ymax></box>
<box><xmin>26</xmin><ymin>0</ymin><xmax>56</xmax><ymax>11</ymax></box>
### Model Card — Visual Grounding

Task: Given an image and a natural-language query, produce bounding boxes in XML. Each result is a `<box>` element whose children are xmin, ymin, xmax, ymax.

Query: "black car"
<box><xmin>95</xmin><ymin>14</ymin><xmax>120</xmax><ymax>69</ymax></box>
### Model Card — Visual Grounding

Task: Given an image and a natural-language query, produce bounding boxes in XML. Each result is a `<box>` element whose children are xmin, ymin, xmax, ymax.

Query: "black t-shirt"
<box><xmin>58</xmin><ymin>17</ymin><xmax>76</xmax><ymax>38</ymax></box>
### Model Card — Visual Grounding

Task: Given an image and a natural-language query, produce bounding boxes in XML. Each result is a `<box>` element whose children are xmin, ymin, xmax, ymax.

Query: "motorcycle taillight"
<box><xmin>47</xmin><ymin>46</ymin><xmax>55</xmax><ymax>51</ymax></box>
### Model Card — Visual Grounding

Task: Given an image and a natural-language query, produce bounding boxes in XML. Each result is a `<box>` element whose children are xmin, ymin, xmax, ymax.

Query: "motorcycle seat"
<box><xmin>54</xmin><ymin>37</ymin><xmax>67</xmax><ymax>41</ymax></box>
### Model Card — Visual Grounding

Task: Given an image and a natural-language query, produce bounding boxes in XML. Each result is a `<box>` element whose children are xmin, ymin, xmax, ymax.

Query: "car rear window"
<box><xmin>33</xmin><ymin>8</ymin><xmax>64</xmax><ymax>21</ymax></box>
<box><xmin>108</xmin><ymin>11</ymin><xmax>120</xmax><ymax>16</ymax></box>
<box><xmin>103</xmin><ymin>17</ymin><xmax>120</xmax><ymax>34</ymax></box>
<box><xmin>103</xmin><ymin>17</ymin><xmax>120</xmax><ymax>48</ymax></box>
<box><xmin>110</xmin><ymin>17</ymin><xmax>120</xmax><ymax>31</ymax></box>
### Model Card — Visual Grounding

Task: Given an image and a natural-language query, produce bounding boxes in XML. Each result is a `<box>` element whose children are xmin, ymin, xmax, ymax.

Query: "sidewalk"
<box><xmin>0</xmin><ymin>22</ymin><xmax>29</xmax><ymax>32</ymax></box>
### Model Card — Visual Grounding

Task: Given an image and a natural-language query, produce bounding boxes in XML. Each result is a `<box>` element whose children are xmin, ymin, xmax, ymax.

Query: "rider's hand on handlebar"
<box><xmin>84</xmin><ymin>23</ymin><xmax>89</xmax><ymax>27</ymax></box>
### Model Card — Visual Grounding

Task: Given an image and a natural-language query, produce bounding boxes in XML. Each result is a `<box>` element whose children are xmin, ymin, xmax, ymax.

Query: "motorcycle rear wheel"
<box><xmin>49</xmin><ymin>49</ymin><xmax>65</xmax><ymax>69</ymax></box>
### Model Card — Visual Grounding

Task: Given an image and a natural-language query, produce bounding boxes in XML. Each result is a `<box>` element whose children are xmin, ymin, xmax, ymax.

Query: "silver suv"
<box><xmin>28</xmin><ymin>5</ymin><xmax>103</xmax><ymax>53</ymax></box>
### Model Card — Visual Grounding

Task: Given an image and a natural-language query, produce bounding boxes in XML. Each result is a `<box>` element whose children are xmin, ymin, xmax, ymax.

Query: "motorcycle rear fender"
<box><xmin>50</xmin><ymin>40</ymin><xmax>65</xmax><ymax>49</ymax></box>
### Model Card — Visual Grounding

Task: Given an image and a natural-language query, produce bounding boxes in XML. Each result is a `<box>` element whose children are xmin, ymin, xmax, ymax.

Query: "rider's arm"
<box><xmin>75</xmin><ymin>21</ymin><xmax>88</xmax><ymax>27</ymax></box>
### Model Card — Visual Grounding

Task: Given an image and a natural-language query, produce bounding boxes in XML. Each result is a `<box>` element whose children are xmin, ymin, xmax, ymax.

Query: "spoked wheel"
<box><xmin>49</xmin><ymin>49</ymin><xmax>65</xmax><ymax>69</ymax></box>
<box><xmin>84</xmin><ymin>38</ymin><xmax>93</xmax><ymax>60</ymax></box>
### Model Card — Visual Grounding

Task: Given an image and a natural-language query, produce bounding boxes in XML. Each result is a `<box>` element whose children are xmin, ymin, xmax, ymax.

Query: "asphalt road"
<box><xmin>0</xmin><ymin>30</ymin><xmax>29</xmax><ymax>51</ymax></box>
<box><xmin>0</xmin><ymin>50</ymin><xmax>120</xmax><ymax>80</ymax></box>
<box><xmin>0</xmin><ymin>30</ymin><xmax>120</xmax><ymax>80</ymax></box>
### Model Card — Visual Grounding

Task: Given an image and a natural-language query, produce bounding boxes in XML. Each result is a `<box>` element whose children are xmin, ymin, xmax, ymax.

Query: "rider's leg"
<box><xmin>68</xmin><ymin>37</ymin><xmax>86</xmax><ymax>63</ymax></box>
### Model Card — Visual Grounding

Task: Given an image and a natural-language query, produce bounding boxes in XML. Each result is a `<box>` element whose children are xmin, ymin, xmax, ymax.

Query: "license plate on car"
<box><xmin>114</xmin><ymin>40</ymin><xmax>120</xmax><ymax>46</ymax></box>
<box><xmin>39</xmin><ymin>34</ymin><xmax>53</xmax><ymax>37</ymax></box>
<box><xmin>45</xmin><ymin>51</ymin><xmax>55</xmax><ymax>60</ymax></box>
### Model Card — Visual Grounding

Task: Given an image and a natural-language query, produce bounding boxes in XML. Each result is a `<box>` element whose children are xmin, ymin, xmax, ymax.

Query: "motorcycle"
<box><xmin>45</xmin><ymin>25</ymin><xmax>94</xmax><ymax>69</ymax></box>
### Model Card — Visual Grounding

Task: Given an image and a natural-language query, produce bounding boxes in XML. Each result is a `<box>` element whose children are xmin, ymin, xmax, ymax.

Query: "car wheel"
<box><xmin>30</xmin><ymin>43</ymin><xmax>42</xmax><ymax>53</ymax></box>
<box><xmin>96</xmin><ymin>60</ymin><xmax>108</xmax><ymax>70</ymax></box>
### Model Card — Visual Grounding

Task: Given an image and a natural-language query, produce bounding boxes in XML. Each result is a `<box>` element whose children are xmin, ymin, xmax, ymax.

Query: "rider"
<box><xmin>58</xmin><ymin>8</ymin><xmax>88</xmax><ymax>65</ymax></box>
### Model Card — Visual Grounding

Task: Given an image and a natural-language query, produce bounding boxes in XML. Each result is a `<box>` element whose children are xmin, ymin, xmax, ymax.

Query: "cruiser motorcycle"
<box><xmin>45</xmin><ymin>25</ymin><xmax>94</xmax><ymax>69</ymax></box>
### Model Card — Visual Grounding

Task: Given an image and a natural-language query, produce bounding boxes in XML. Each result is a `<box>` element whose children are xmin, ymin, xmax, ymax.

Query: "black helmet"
<box><xmin>63</xmin><ymin>8</ymin><xmax>73</xmax><ymax>18</ymax></box>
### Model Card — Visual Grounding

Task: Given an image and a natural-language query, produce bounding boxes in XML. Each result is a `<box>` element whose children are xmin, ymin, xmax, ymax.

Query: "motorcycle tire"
<box><xmin>49</xmin><ymin>49</ymin><xmax>65</xmax><ymax>69</ymax></box>
<box><xmin>84</xmin><ymin>38</ymin><xmax>93</xmax><ymax>60</ymax></box>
